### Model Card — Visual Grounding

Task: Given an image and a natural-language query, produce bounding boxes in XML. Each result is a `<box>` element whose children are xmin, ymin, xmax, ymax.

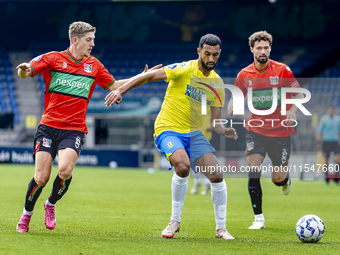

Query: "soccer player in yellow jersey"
<box><xmin>105</xmin><ymin>34</ymin><xmax>238</xmax><ymax>240</ymax></box>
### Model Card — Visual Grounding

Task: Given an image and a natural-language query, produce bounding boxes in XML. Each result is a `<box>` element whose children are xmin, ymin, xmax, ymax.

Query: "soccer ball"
<box><xmin>295</xmin><ymin>214</ymin><xmax>325</xmax><ymax>243</ymax></box>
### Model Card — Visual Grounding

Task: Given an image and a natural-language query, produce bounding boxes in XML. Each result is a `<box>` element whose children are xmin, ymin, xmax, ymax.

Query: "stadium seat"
<box><xmin>14</xmin><ymin>113</ymin><xmax>20</xmax><ymax>124</ymax></box>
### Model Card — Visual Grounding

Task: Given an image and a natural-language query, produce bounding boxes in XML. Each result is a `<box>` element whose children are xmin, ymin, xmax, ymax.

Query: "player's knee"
<box><xmin>59</xmin><ymin>172</ymin><xmax>72</xmax><ymax>180</ymax></box>
<box><xmin>175</xmin><ymin>162</ymin><xmax>190</xmax><ymax>177</ymax></box>
<box><xmin>35</xmin><ymin>175</ymin><xmax>49</xmax><ymax>186</ymax></box>
<box><xmin>58</xmin><ymin>165</ymin><xmax>74</xmax><ymax>180</ymax></box>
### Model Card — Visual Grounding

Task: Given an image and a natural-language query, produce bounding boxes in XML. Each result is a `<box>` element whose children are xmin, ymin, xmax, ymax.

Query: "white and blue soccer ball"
<box><xmin>295</xmin><ymin>214</ymin><xmax>325</xmax><ymax>243</ymax></box>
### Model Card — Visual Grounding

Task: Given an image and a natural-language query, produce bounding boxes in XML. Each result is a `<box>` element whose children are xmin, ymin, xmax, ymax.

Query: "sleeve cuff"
<box><xmin>30</xmin><ymin>64</ymin><xmax>36</xmax><ymax>77</ymax></box>
<box><xmin>104</xmin><ymin>79</ymin><xmax>115</xmax><ymax>90</ymax></box>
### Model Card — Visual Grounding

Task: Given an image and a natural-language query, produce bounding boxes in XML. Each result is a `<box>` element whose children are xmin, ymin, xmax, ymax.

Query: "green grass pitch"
<box><xmin>0</xmin><ymin>164</ymin><xmax>339</xmax><ymax>254</ymax></box>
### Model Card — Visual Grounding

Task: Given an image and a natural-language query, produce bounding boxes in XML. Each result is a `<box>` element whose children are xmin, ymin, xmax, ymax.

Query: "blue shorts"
<box><xmin>154</xmin><ymin>130</ymin><xmax>216</xmax><ymax>170</ymax></box>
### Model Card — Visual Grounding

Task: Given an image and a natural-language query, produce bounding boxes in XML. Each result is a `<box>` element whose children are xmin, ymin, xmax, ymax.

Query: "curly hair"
<box><xmin>248</xmin><ymin>31</ymin><xmax>272</xmax><ymax>48</ymax></box>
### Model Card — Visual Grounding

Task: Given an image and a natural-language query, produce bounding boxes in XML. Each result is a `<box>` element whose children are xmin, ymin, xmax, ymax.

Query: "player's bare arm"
<box><xmin>286</xmin><ymin>92</ymin><xmax>303</xmax><ymax>125</ymax></box>
<box><xmin>107</xmin><ymin>64</ymin><xmax>162</xmax><ymax>92</ymax></box>
<box><xmin>105</xmin><ymin>68</ymin><xmax>167</xmax><ymax>107</ymax></box>
<box><xmin>17</xmin><ymin>63</ymin><xmax>33</xmax><ymax>79</ymax></box>
<box><xmin>211</xmin><ymin>106</ymin><xmax>238</xmax><ymax>140</ymax></box>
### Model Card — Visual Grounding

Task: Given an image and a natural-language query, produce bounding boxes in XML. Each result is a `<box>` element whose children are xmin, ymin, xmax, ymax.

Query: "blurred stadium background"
<box><xmin>0</xmin><ymin>0</ymin><xmax>339</xmax><ymax>179</ymax></box>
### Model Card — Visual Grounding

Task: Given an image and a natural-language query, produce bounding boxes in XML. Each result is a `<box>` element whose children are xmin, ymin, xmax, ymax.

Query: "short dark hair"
<box><xmin>199</xmin><ymin>34</ymin><xmax>221</xmax><ymax>49</ymax></box>
<box><xmin>248</xmin><ymin>31</ymin><xmax>273</xmax><ymax>48</ymax></box>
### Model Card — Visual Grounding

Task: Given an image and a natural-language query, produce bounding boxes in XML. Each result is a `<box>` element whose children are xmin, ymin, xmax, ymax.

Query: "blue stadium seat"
<box><xmin>0</xmin><ymin>101</ymin><xmax>9</xmax><ymax>113</ymax></box>
<box><xmin>14</xmin><ymin>113</ymin><xmax>20</xmax><ymax>124</ymax></box>
<box><xmin>4</xmin><ymin>67</ymin><xmax>11</xmax><ymax>75</ymax></box>
<box><xmin>11</xmin><ymin>104</ymin><xmax>19</xmax><ymax>114</ymax></box>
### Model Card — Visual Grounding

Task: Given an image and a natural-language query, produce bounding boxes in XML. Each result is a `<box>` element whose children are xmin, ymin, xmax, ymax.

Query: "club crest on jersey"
<box><xmin>42</xmin><ymin>138</ymin><xmax>52</xmax><ymax>148</ymax></box>
<box><xmin>84</xmin><ymin>63</ymin><xmax>92</xmax><ymax>73</ymax></box>
<box><xmin>63</xmin><ymin>62</ymin><xmax>67</xmax><ymax>68</ymax></box>
<box><xmin>269</xmin><ymin>76</ymin><xmax>279</xmax><ymax>85</ymax></box>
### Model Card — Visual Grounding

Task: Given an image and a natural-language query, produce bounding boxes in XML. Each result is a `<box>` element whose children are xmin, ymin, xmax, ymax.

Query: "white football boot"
<box><xmin>249</xmin><ymin>217</ymin><xmax>265</xmax><ymax>229</ymax></box>
<box><xmin>281</xmin><ymin>178</ymin><xmax>292</xmax><ymax>195</ymax></box>
<box><xmin>162</xmin><ymin>220</ymin><xmax>180</xmax><ymax>238</ymax></box>
<box><xmin>216</xmin><ymin>228</ymin><xmax>235</xmax><ymax>240</ymax></box>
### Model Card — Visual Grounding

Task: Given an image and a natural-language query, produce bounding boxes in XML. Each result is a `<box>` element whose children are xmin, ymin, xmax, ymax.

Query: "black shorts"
<box><xmin>245</xmin><ymin>131</ymin><xmax>291</xmax><ymax>166</ymax></box>
<box><xmin>33</xmin><ymin>124</ymin><xmax>85</xmax><ymax>161</ymax></box>
<box><xmin>322</xmin><ymin>141</ymin><xmax>340</xmax><ymax>158</ymax></box>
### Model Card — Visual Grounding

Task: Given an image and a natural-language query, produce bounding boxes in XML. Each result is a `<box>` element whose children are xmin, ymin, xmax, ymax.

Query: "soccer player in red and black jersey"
<box><xmin>16</xmin><ymin>21</ymin><xmax>159</xmax><ymax>233</ymax></box>
<box><xmin>228</xmin><ymin>31</ymin><xmax>304</xmax><ymax>230</ymax></box>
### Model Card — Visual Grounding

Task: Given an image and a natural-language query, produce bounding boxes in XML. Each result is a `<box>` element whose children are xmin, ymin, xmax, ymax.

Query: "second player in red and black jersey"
<box><xmin>235</xmin><ymin>59</ymin><xmax>300</xmax><ymax>137</ymax></box>
<box><xmin>227</xmin><ymin>31</ymin><xmax>304</xmax><ymax>230</ymax></box>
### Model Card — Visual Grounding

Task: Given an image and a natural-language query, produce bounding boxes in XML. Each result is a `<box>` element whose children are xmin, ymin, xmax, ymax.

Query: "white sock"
<box><xmin>211</xmin><ymin>180</ymin><xmax>227</xmax><ymax>230</ymax></box>
<box><xmin>23</xmin><ymin>208</ymin><xmax>33</xmax><ymax>216</ymax></box>
<box><xmin>170</xmin><ymin>172</ymin><xmax>188</xmax><ymax>223</ymax></box>
<box><xmin>255</xmin><ymin>213</ymin><xmax>265</xmax><ymax>222</ymax></box>
<box><xmin>46</xmin><ymin>200</ymin><xmax>56</xmax><ymax>206</ymax></box>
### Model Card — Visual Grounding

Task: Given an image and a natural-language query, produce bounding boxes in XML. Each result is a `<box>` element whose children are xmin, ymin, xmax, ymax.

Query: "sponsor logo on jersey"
<box><xmin>252</xmin><ymin>92</ymin><xmax>281</xmax><ymax>104</ymax></box>
<box><xmin>42</xmin><ymin>138</ymin><xmax>52</xmax><ymax>148</ymax></box>
<box><xmin>50</xmin><ymin>71</ymin><xmax>95</xmax><ymax>99</ymax></box>
<box><xmin>55</xmin><ymin>78</ymin><xmax>90</xmax><ymax>91</ymax></box>
<box><xmin>270</xmin><ymin>76</ymin><xmax>279</xmax><ymax>85</ymax></box>
<box><xmin>84</xmin><ymin>63</ymin><xmax>92</xmax><ymax>73</ymax></box>
<box><xmin>247</xmin><ymin>141</ymin><xmax>254</xmax><ymax>151</ymax></box>
<box><xmin>63</xmin><ymin>62</ymin><xmax>67</xmax><ymax>68</ymax></box>
<box><xmin>32</xmin><ymin>55</ymin><xmax>42</xmax><ymax>61</ymax></box>
<box><xmin>185</xmin><ymin>84</ymin><xmax>212</xmax><ymax>105</ymax></box>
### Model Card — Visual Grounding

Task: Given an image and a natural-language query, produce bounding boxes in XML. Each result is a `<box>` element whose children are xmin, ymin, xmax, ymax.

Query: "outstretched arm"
<box><xmin>210</xmin><ymin>106</ymin><xmax>238</xmax><ymax>140</ymax></box>
<box><xmin>17</xmin><ymin>63</ymin><xmax>32</xmax><ymax>79</ymax></box>
<box><xmin>107</xmin><ymin>64</ymin><xmax>162</xmax><ymax>92</ymax></box>
<box><xmin>105</xmin><ymin>67</ymin><xmax>167</xmax><ymax>106</ymax></box>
